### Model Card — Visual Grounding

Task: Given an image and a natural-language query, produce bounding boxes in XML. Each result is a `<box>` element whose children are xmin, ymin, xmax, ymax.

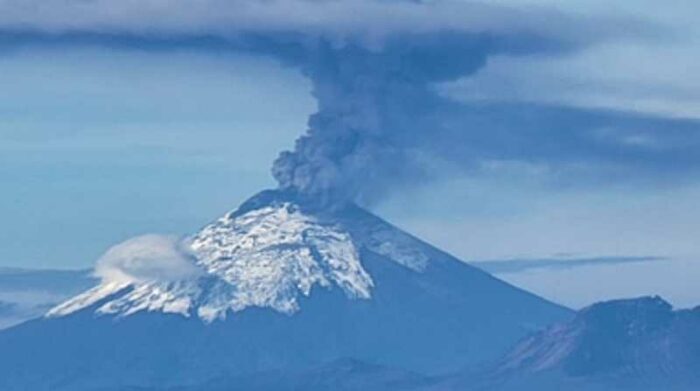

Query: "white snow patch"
<box><xmin>46</xmin><ymin>281</ymin><xmax>129</xmax><ymax>317</ymax></box>
<box><xmin>188</xmin><ymin>203</ymin><xmax>374</xmax><ymax>315</ymax></box>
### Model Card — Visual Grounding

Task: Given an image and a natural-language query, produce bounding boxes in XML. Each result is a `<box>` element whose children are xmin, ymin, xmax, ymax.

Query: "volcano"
<box><xmin>0</xmin><ymin>190</ymin><xmax>570</xmax><ymax>391</ymax></box>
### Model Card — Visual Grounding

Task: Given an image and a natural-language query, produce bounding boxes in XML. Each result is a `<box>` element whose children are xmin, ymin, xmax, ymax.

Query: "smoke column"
<box><xmin>271</xmin><ymin>35</ymin><xmax>507</xmax><ymax>206</ymax></box>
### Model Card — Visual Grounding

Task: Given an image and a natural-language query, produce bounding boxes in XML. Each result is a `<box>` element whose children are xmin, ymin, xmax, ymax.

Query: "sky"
<box><xmin>0</xmin><ymin>0</ymin><xmax>699</xmax><ymax>309</ymax></box>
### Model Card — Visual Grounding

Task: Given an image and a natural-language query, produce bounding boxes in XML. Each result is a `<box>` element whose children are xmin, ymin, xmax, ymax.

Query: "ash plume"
<box><xmin>2</xmin><ymin>0</ymin><xmax>695</xmax><ymax>207</ymax></box>
<box><xmin>267</xmin><ymin>30</ymin><xmax>583</xmax><ymax>206</ymax></box>
<box><xmin>271</xmin><ymin>36</ymin><xmax>493</xmax><ymax>206</ymax></box>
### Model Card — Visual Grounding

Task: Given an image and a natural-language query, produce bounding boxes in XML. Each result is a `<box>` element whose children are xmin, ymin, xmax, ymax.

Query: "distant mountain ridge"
<box><xmin>449</xmin><ymin>296</ymin><xmax>700</xmax><ymax>391</ymax></box>
<box><xmin>0</xmin><ymin>268</ymin><xmax>95</xmax><ymax>329</ymax></box>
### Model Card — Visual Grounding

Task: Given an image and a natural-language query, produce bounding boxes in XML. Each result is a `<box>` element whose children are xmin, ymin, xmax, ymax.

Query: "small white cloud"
<box><xmin>95</xmin><ymin>234</ymin><xmax>202</xmax><ymax>284</ymax></box>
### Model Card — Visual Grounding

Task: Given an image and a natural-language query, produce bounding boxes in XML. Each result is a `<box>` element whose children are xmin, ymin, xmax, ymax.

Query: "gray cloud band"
<box><xmin>472</xmin><ymin>256</ymin><xmax>666</xmax><ymax>274</ymax></box>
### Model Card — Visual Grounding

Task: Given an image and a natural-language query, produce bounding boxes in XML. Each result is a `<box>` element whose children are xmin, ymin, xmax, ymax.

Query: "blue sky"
<box><xmin>0</xmin><ymin>0</ymin><xmax>699</xmax><ymax>308</ymax></box>
<box><xmin>0</xmin><ymin>48</ymin><xmax>313</xmax><ymax>268</ymax></box>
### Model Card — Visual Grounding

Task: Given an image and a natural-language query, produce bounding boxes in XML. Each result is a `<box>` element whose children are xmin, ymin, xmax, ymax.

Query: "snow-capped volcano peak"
<box><xmin>188</xmin><ymin>197</ymin><xmax>374</xmax><ymax>318</ymax></box>
<box><xmin>48</xmin><ymin>190</ymin><xmax>429</xmax><ymax>322</ymax></box>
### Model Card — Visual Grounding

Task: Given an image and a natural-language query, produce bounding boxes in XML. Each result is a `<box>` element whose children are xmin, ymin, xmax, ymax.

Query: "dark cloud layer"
<box><xmin>423</xmin><ymin>102</ymin><xmax>700</xmax><ymax>188</ymax></box>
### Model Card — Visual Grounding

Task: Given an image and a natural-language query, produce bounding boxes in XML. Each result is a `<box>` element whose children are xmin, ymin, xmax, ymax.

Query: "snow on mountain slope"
<box><xmin>47</xmin><ymin>190</ymin><xmax>431</xmax><ymax>322</ymax></box>
<box><xmin>189</xmin><ymin>201</ymin><xmax>373</xmax><ymax>318</ymax></box>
